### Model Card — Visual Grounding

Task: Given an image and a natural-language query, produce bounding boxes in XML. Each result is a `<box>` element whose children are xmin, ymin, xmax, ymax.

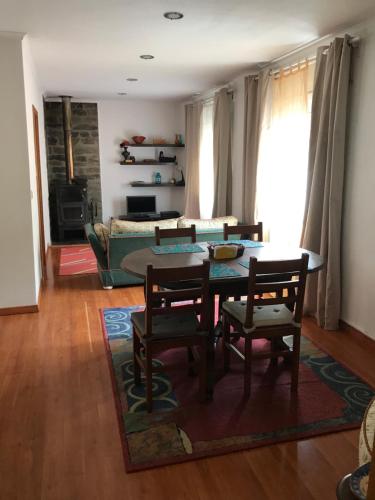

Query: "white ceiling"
<box><xmin>1</xmin><ymin>0</ymin><xmax>375</xmax><ymax>100</ymax></box>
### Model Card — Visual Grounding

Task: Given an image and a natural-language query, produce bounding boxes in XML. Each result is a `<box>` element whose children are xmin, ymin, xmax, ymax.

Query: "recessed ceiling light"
<box><xmin>118</xmin><ymin>92</ymin><xmax>127</xmax><ymax>96</ymax></box>
<box><xmin>140</xmin><ymin>54</ymin><xmax>155</xmax><ymax>60</ymax></box>
<box><xmin>126</xmin><ymin>78</ymin><xmax>138</xmax><ymax>82</ymax></box>
<box><xmin>164</xmin><ymin>11</ymin><xmax>184</xmax><ymax>20</ymax></box>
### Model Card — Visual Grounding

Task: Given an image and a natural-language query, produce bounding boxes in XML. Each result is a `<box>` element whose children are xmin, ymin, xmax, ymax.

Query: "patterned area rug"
<box><xmin>58</xmin><ymin>245</ymin><xmax>97</xmax><ymax>275</ymax></box>
<box><xmin>101</xmin><ymin>306</ymin><xmax>374</xmax><ymax>472</ymax></box>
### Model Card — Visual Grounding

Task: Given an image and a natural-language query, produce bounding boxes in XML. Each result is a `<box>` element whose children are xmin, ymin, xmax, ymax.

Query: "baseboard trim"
<box><xmin>304</xmin><ymin>315</ymin><xmax>374</xmax><ymax>343</ymax></box>
<box><xmin>339</xmin><ymin>319</ymin><xmax>374</xmax><ymax>343</ymax></box>
<box><xmin>0</xmin><ymin>305</ymin><xmax>39</xmax><ymax>316</ymax></box>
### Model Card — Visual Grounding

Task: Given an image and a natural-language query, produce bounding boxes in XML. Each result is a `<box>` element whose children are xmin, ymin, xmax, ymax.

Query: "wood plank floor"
<box><xmin>0</xmin><ymin>247</ymin><xmax>374</xmax><ymax>500</ymax></box>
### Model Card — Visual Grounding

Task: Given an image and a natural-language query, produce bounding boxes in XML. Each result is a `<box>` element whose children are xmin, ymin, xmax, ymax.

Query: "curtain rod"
<box><xmin>248</xmin><ymin>58</ymin><xmax>315</xmax><ymax>80</ymax></box>
<box><xmin>270</xmin><ymin>56</ymin><xmax>316</xmax><ymax>76</ymax></box>
<box><xmin>248</xmin><ymin>35</ymin><xmax>360</xmax><ymax>80</ymax></box>
<box><xmin>266</xmin><ymin>34</ymin><xmax>359</xmax><ymax>66</ymax></box>
<box><xmin>189</xmin><ymin>89</ymin><xmax>234</xmax><ymax>106</ymax></box>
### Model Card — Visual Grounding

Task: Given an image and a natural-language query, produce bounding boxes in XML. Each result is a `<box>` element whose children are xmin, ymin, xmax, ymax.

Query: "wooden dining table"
<box><xmin>121</xmin><ymin>241</ymin><xmax>324</xmax><ymax>396</ymax></box>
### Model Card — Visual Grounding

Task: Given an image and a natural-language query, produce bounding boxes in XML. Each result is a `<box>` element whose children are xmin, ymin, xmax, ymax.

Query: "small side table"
<box><xmin>336</xmin><ymin>474</ymin><xmax>357</xmax><ymax>500</ymax></box>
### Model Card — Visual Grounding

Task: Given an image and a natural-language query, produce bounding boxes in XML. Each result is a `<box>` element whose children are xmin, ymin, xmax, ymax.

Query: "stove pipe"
<box><xmin>61</xmin><ymin>96</ymin><xmax>74</xmax><ymax>183</ymax></box>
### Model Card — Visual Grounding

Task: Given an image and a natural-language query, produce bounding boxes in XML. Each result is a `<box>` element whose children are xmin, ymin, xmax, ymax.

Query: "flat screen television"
<box><xmin>126</xmin><ymin>195</ymin><xmax>156</xmax><ymax>215</ymax></box>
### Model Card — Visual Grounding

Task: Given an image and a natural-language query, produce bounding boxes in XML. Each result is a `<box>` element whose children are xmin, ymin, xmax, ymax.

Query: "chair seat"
<box><xmin>222</xmin><ymin>301</ymin><xmax>295</xmax><ymax>331</ymax></box>
<box><xmin>131</xmin><ymin>310</ymin><xmax>208</xmax><ymax>340</ymax></box>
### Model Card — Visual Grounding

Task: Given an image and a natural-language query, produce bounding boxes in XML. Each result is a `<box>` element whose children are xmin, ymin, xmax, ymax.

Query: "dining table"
<box><xmin>121</xmin><ymin>241</ymin><xmax>324</xmax><ymax>397</ymax></box>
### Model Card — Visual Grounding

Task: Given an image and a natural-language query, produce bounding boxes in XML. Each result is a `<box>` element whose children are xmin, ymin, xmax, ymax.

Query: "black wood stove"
<box><xmin>49</xmin><ymin>96</ymin><xmax>90</xmax><ymax>243</ymax></box>
<box><xmin>50</xmin><ymin>177</ymin><xmax>89</xmax><ymax>242</ymax></box>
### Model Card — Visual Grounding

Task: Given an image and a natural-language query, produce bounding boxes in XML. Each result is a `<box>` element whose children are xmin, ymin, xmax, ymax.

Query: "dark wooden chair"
<box><xmin>131</xmin><ymin>261</ymin><xmax>210</xmax><ymax>413</ymax></box>
<box><xmin>155</xmin><ymin>224</ymin><xmax>196</xmax><ymax>246</ymax></box>
<box><xmin>222</xmin><ymin>253</ymin><xmax>309</xmax><ymax>397</ymax></box>
<box><xmin>220</xmin><ymin>222</ymin><xmax>264</xmax><ymax>306</ymax></box>
<box><xmin>223</xmin><ymin>222</ymin><xmax>263</xmax><ymax>242</ymax></box>
<box><xmin>154</xmin><ymin>224</ymin><xmax>198</xmax><ymax>306</ymax></box>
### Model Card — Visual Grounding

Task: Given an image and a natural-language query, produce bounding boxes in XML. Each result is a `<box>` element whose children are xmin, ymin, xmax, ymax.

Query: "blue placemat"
<box><xmin>151</xmin><ymin>243</ymin><xmax>205</xmax><ymax>255</ymax></box>
<box><xmin>210</xmin><ymin>263</ymin><xmax>242</xmax><ymax>278</ymax></box>
<box><xmin>207</xmin><ymin>239</ymin><xmax>263</xmax><ymax>248</ymax></box>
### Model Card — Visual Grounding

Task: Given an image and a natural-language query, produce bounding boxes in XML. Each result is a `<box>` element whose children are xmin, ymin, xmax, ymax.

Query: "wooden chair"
<box><xmin>220</xmin><ymin>222</ymin><xmax>263</xmax><ymax>305</ymax></box>
<box><xmin>154</xmin><ymin>224</ymin><xmax>198</xmax><ymax>307</ymax></box>
<box><xmin>223</xmin><ymin>222</ymin><xmax>263</xmax><ymax>242</ymax></box>
<box><xmin>222</xmin><ymin>253</ymin><xmax>309</xmax><ymax>397</ymax></box>
<box><xmin>131</xmin><ymin>261</ymin><xmax>210</xmax><ymax>412</ymax></box>
<box><xmin>155</xmin><ymin>224</ymin><xmax>196</xmax><ymax>246</ymax></box>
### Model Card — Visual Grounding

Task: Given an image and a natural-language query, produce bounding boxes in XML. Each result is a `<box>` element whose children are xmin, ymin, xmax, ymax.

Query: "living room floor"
<box><xmin>0</xmin><ymin>247</ymin><xmax>374</xmax><ymax>500</ymax></box>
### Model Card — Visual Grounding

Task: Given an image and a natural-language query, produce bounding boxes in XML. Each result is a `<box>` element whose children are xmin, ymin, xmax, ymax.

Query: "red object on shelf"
<box><xmin>132</xmin><ymin>135</ymin><xmax>146</xmax><ymax>144</ymax></box>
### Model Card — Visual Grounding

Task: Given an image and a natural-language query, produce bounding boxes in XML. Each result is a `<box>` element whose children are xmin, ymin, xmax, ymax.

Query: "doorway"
<box><xmin>32</xmin><ymin>105</ymin><xmax>47</xmax><ymax>282</ymax></box>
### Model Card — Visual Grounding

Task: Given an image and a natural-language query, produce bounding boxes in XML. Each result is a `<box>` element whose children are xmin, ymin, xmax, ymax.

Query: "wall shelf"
<box><xmin>130</xmin><ymin>182</ymin><xmax>185</xmax><ymax>188</ymax></box>
<box><xmin>124</xmin><ymin>143</ymin><xmax>184</xmax><ymax>148</ymax></box>
<box><xmin>120</xmin><ymin>161</ymin><xmax>177</xmax><ymax>166</ymax></box>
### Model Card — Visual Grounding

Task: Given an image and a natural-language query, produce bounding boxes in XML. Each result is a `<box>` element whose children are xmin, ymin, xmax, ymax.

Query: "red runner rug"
<box><xmin>58</xmin><ymin>245</ymin><xmax>97</xmax><ymax>276</ymax></box>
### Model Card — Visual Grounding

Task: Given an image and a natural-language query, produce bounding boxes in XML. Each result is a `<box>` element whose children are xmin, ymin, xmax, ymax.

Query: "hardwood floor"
<box><xmin>0</xmin><ymin>247</ymin><xmax>374</xmax><ymax>500</ymax></box>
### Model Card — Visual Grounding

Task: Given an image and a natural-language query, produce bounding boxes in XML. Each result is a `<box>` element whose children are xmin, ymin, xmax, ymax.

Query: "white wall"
<box><xmin>98</xmin><ymin>99</ymin><xmax>185</xmax><ymax>223</ymax></box>
<box><xmin>341</xmin><ymin>17</ymin><xmax>375</xmax><ymax>340</ymax></box>
<box><xmin>0</xmin><ymin>33</ymin><xmax>37</xmax><ymax>308</ymax></box>
<box><xmin>22</xmin><ymin>35</ymin><xmax>50</xmax><ymax>298</ymax></box>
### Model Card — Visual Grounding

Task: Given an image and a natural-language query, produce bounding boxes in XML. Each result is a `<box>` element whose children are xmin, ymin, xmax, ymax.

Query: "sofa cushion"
<box><xmin>178</xmin><ymin>216</ymin><xmax>238</xmax><ymax>230</ymax></box>
<box><xmin>94</xmin><ymin>223</ymin><xmax>110</xmax><ymax>251</ymax></box>
<box><xmin>110</xmin><ymin>218</ymin><xmax>179</xmax><ymax>235</ymax></box>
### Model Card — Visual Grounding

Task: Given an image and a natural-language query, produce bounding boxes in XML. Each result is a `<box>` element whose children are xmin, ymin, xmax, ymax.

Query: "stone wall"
<box><xmin>44</xmin><ymin>101</ymin><xmax>102</xmax><ymax>223</ymax></box>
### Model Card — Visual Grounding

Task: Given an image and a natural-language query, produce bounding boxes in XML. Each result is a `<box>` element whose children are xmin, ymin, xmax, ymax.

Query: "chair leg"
<box><xmin>270</xmin><ymin>338</ymin><xmax>278</xmax><ymax>367</ymax></box>
<box><xmin>223</xmin><ymin>314</ymin><xmax>230</xmax><ymax>372</ymax></box>
<box><xmin>218</xmin><ymin>294</ymin><xmax>224</xmax><ymax>316</ymax></box>
<box><xmin>198</xmin><ymin>342</ymin><xmax>207</xmax><ymax>402</ymax></box>
<box><xmin>145</xmin><ymin>345</ymin><xmax>153</xmax><ymax>413</ymax></box>
<box><xmin>291</xmin><ymin>333</ymin><xmax>301</xmax><ymax>392</ymax></box>
<box><xmin>187</xmin><ymin>347</ymin><xmax>195</xmax><ymax>376</ymax></box>
<box><xmin>133</xmin><ymin>328</ymin><xmax>141</xmax><ymax>385</ymax></box>
<box><xmin>244</xmin><ymin>337</ymin><xmax>252</xmax><ymax>398</ymax></box>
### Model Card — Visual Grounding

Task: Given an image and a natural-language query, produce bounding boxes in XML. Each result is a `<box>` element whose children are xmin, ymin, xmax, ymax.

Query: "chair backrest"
<box><xmin>144</xmin><ymin>260</ymin><xmax>210</xmax><ymax>338</ymax></box>
<box><xmin>243</xmin><ymin>253</ymin><xmax>309</xmax><ymax>330</ymax></box>
<box><xmin>223</xmin><ymin>222</ymin><xmax>263</xmax><ymax>242</ymax></box>
<box><xmin>155</xmin><ymin>224</ymin><xmax>197</xmax><ymax>245</ymax></box>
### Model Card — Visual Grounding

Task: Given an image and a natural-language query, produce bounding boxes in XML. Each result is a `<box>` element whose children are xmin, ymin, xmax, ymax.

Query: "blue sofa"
<box><xmin>84</xmin><ymin>223</ymin><xmax>233</xmax><ymax>288</ymax></box>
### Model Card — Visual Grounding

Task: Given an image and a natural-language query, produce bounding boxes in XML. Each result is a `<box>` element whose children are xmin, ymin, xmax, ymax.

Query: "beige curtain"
<box><xmin>242</xmin><ymin>70</ymin><xmax>270</xmax><ymax>224</ymax></box>
<box><xmin>256</xmin><ymin>62</ymin><xmax>314</xmax><ymax>246</ymax></box>
<box><xmin>301</xmin><ymin>36</ymin><xmax>352</xmax><ymax>330</ymax></box>
<box><xmin>184</xmin><ymin>102</ymin><xmax>202</xmax><ymax>218</ymax></box>
<box><xmin>212</xmin><ymin>89</ymin><xmax>232</xmax><ymax>217</ymax></box>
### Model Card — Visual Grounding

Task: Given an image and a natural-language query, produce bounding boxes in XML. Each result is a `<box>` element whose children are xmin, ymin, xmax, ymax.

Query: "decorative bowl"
<box><xmin>359</xmin><ymin>397</ymin><xmax>375</xmax><ymax>466</ymax></box>
<box><xmin>208</xmin><ymin>243</ymin><xmax>245</xmax><ymax>260</ymax></box>
<box><xmin>120</xmin><ymin>139</ymin><xmax>129</xmax><ymax>147</ymax></box>
<box><xmin>349</xmin><ymin>462</ymin><xmax>370</xmax><ymax>499</ymax></box>
<box><xmin>132</xmin><ymin>135</ymin><xmax>146</xmax><ymax>144</ymax></box>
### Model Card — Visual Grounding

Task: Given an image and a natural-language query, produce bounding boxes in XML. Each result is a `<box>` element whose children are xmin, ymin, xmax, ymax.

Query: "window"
<box><xmin>256</xmin><ymin>62</ymin><xmax>315</xmax><ymax>247</ymax></box>
<box><xmin>199</xmin><ymin>101</ymin><xmax>214</xmax><ymax>219</ymax></box>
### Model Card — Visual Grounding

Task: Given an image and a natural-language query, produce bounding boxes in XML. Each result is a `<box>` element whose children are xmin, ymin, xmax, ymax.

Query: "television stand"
<box><xmin>118</xmin><ymin>211</ymin><xmax>180</xmax><ymax>222</ymax></box>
